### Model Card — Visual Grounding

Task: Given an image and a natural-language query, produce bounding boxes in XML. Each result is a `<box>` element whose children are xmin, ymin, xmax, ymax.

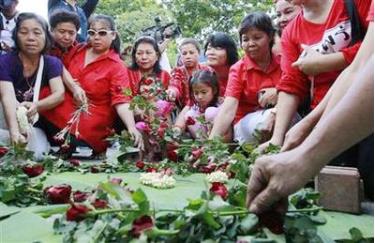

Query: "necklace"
<box><xmin>23</xmin><ymin>76</ymin><xmax>35</xmax><ymax>101</ymax></box>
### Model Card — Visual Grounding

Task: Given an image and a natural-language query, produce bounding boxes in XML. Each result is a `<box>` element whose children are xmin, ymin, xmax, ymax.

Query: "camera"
<box><xmin>141</xmin><ymin>17</ymin><xmax>182</xmax><ymax>43</ymax></box>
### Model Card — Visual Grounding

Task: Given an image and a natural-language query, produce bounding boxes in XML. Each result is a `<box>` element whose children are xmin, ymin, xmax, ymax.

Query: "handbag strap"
<box><xmin>32</xmin><ymin>55</ymin><xmax>44</xmax><ymax>103</ymax></box>
<box><xmin>344</xmin><ymin>0</ymin><xmax>366</xmax><ymax>45</ymax></box>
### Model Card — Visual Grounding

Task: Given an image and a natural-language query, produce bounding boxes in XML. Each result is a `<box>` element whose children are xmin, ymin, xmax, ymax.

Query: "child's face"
<box><xmin>180</xmin><ymin>43</ymin><xmax>199</xmax><ymax>68</ymax></box>
<box><xmin>192</xmin><ymin>82</ymin><xmax>215</xmax><ymax>109</ymax></box>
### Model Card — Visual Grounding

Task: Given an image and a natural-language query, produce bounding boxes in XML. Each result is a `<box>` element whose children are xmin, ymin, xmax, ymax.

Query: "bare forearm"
<box><xmin>174</xmin><ymin>106</ymin><xmax>189</xmax><ymax>129</ymax></box>
<box><xmin>0</xmin><ymin>84</ymin><xmax>19</xmax><ymax>134</ymax></box>
<box><xmin>115</xmin><ymin>103</ymin><xmax>137</xmax><ymax>131</ymax></box>
<box><xmin>271</xmin><ymin>92</ymin><xmax>299</xmax><ymax>145</ymax></box>
<box><xmin>299</xmin><ymin>57</ymin><xmax>374</xmax><ymax>175</ymax></box>
<box><xmin>209</xmin><ymin>98</ymin><xmax>238</xmax><ymax>139</ymax></box>
<box><xmin>316</xmin><ymin>52</ymin><xmax>348</xmax><ymax>74</ymax></box>
<box><xmin>62</xmin><ymin>67</ymin><xmax>80</xmax><ymax>93</ymax></box>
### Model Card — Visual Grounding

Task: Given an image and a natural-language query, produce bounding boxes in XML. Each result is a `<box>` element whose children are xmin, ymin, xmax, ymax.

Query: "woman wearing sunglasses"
<box><xmin>42</xmin><ymin>14</ymin><xmax>144</xmax><ymax>158</ymax></box>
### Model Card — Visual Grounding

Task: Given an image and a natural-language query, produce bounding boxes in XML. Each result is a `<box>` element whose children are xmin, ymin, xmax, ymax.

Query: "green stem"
<box><xmin>287</xmin><ymin>207</ymin><xmax>323</xmax><ymax>213</ymax></box>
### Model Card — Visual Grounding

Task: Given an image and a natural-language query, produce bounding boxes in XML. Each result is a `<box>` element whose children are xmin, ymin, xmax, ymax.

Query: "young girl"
<box><xmin>174</xmin><ymin>70</ymin><xmax>231</xmax><ymax>141</ymax></box>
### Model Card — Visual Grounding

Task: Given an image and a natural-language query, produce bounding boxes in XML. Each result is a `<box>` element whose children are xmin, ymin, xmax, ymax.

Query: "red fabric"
<box><xmin>49</xmin><ymin>41</ymin><xmax>84</xmax><ymax>67</ymax></box>
<box><xmin>277</xmin><ymin>0</ymin><xmax>371</xmax><ymax>108</ymax></box>
<box><xmin>368</xmin><ymin>0</ymin><xmax>374</xmax><ymax>22</ymax></box>
<box><xmin>125</xmin><ymin>68</ymin><xmax>171</xmax><ymax>97</ymax></box>
<box><xmin>225</xmin><ymin>54</ymin><xmax>281</xmax><ymax>124</ymax></box>
<box><xmin>41</xmin><ymin>46</ymin><xmax>129</xmax><ymax>153</ymax></box>
<box><xmin>169</xmin><ymin>64</ymin><xmax>211</xmax><ymax>106</ymax></box>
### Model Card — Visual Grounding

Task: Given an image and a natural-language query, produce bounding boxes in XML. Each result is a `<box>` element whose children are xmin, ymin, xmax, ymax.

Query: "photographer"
<box><xmin>0</xmin><ymin>0</ymin><xmax>19</xmax><ymax>54</ymax></box>
<box><xmin>158</xmin><ymin>25</ymin><xmax>174</xmax><ymax>73</ymax></box>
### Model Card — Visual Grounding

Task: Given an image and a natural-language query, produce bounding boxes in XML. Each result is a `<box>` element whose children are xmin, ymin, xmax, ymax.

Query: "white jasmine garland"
<box><xmin>16</xmin><ymin>106</ymin><xmax>31</xmax><ymax>134</ymax></box>
<box><xmin>206</xmin><ymin>171</ymin><xmax>229</xmax><ymax>183</ymax></box>
<box><xmin>139</xmin><ymin>172</ymin><xmax>176</xmax><ymax>189</ymax></box>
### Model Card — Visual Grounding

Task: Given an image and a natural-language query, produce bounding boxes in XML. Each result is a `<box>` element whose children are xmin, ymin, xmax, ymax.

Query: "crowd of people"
<box><xmin>0</xmin><ymin>0</ymin><xmax>373</xmax><ymax>213</ymax></box>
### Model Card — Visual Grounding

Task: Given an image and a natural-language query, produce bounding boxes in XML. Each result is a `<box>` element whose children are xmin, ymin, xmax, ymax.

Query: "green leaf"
<box><xmin>202</xmin><ymin>211</ymin><xmax>221</xmax><ymax>230</ymax></box>
<box><xmin>132</xmin><ymin>188</ymin><xmax>150</xmax><ymax>213</ymax></box>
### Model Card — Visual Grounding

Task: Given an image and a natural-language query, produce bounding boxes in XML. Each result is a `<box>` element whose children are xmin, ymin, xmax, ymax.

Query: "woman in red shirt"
<box><xmin>260</xmin><ymin>0</ymin><xmax>371</xmax><ymax>151</ymax></box>
<box><xmin>126</xmin><ymin>36</ymin><xmax>171</xmax><ymax>96</ymax></box>
<box><xmin>42</xmin><ymin>14</ymin><xmax>143</xmax><ymax>157</ymax></box>
<box><xmin>210</xmin><ymin>12</ymin><xmax>281</xmax><ymax>144</ymax></box>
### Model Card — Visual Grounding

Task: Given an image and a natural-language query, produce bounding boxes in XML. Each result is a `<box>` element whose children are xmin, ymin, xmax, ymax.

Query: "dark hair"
<box><xmin>189</xmin><ymin>70</ymin><xmax>219</xmax><ymax>107</ymax></box>
<box><xmin>49</xmin><ymin>10</ymin><xmax>80</xmax><ymax>31</ymax></box>
<box><xmin>88</xmin><ymin>14</ymin><xmax>121</xmax><ymax>54</ymax></box>
<box><xmin>204</xmin><ymin>32</ymin><xmax>238</xmax><ymax>66</ymax></box>
<box><xmin>12</xmin><ymin>12</ymin><xmax>52</xmax><ymax>54</ymax></box>
<box><xmin>239</xmin><ymin>12</ymin><xmax>276</xmax><ymax>49</ymax></box>
<box><xmin>179</xmin><ymin>38</ymin><xmax>200</xmax><ymax>53</ymax></box>
<box><xmin>130</xmin><ymin>36</ymin><xmax>162</xmax><ymax>74</ymax></box>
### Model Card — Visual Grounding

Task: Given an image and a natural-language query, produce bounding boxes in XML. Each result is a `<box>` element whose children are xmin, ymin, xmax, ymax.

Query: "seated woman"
<box><xmin>126</xmin><ymin>36</ymin><xmax>171</xmax><ymax>96</ymax></box>
<box><xmin>0</xmin><ymin>13</ymin><xmax>65</xmax><ymax>159</ymax></box>
<box><xmin>124</xmin><ymin>36</ymin><xmax>172</xmax><ymax>160</ymax></box>
<box><xmin>209</xmin><ymin>12</ymin><xmax>281</xmax><ymax>144</ymax></box>
<box><xmin>167</xmin><ymin>38</ymin><xmax>211</xmax><ymax>108</ymax></box>
<box><xmin>42</xmin><ymin>14</ymin><xmax>143</xmax><ymax>158</ymax></box>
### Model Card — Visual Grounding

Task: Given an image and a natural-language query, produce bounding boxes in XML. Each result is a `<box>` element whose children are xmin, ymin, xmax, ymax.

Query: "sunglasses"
<box><xmin>87</xmin><ymin>29</ymin><xmax>114</xmax><ymax>37</ymax></box>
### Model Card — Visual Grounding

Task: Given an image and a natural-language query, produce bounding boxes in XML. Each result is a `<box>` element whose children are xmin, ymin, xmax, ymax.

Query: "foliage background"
<box><xmin>83</xmin><ymin>0</ymin><xmax>274</xmax><ymax>65</ymax></box>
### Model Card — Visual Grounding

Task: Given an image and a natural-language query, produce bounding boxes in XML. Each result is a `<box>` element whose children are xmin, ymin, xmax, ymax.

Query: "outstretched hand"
<box><xmin>246</xmin><ymin>151</ymin><xmax>310</xmax><ymax>214</ymax></box>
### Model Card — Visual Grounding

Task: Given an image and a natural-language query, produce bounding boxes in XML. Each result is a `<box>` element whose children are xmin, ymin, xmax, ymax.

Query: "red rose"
<box><xmin>131</xmin><ymin>215</ymin><xmax>154</xmax><ymax>237</ymax></box>
<box><xmin>69</xmin><ymin>159</ymin><xmax>80</xmax><ymax>167</ymax></box>
<box><xmin>210</xmin><ymin>182</ymin><xmax>228</xmax><ymax>200</ymax></box>
<box><xmin>146</xmin><ymin>167</ymin><xmax>157</xmax><ymax>173</ymax></box>
<box><xmin>135</xmin><ymin>122</ymin><xmax>152</xmax><ymax>135</ymax></box>
<box><xmin>167</xmin><ymin>150</ymin><xmax>178</xmax><ymax>162</ymax></box>
<box><xmin>66</xmin><ymin>203</ymin><xmax>91</xmax><ymax>222</ymax></box>
<box><xmin>22</xmin><ymin>164</ymin><xmax>44</xmax><ymax>177</ymax></box>
<box><xmin>92</xmin><ymin>199</ymin><xmax>108</xmax><ymax>209</ymax></box>
<box><xmin>44</xmin><ymin>184</ymin><xmax>72</xmax><ymax>204</ymax></box>
<box><xmin>192</xmin><ymin>148</ymin><xmax>204</xmax><ymax>160</ymax></box>
<box><xmin>157</xmin><ymin>127</ymin><xmax>165</xmax><ymax>138</ymax></box>
<box><xmin>166</xmin><ymin>142</ymin><xmax>179</xmax><ymax>152</ymax></box>
<box><xmin>259</xmin><ymin>211</ymin><xmax>284</xmax><ymax>234</ymax></box>
<box><xmin>110</xmin><ymin>177</ymin><xmax>123</xmax><ymax>185</ymax></box>
<box><xmin>73</xmin><ymin>191</ymin><xmax>89</xmax><ymax>202</ymax></box>
<box><xmin>136</xmin><ymin>161</ymin><xmax>145</xmax><ymax>170</ymax></box>
<box><xmin>186</xmin><ymin>116</ymin><xmax>196</xmax><ymax>126</ymax></box>
<box><xmin>143</xmin><ymin>77</ymin><xmax>154</xmax><ymax>86</ymax></box>
<box><xmin>90</xmin><ymin>166</ymin><xmax>100</xmax><ymax>173</ymax></box>
<box><xmin>199</xmin><ymin>163</ymin><xmax>217</xmax><ymax>174</ymax></box>
<box><xmin>218</xmin><ymin>162</ymin><xmax>229</xmax><ymax>171</ymax></box>
<box><xmin>0</xmin><ymin>147</ymin><xmax>8</xmax><ymax>157</ymax></box>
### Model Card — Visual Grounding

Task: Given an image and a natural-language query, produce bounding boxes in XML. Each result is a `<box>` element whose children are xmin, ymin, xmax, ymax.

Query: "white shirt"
<box><xmin>0</xmin><ymin>12</ymin><xmax>18</xmax><ymax>51</ymax></box>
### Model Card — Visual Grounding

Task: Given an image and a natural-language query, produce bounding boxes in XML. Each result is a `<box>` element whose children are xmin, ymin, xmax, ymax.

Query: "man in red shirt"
<box><xmin>49</xmin><ymin>10</ymin><xmax>86</xmax><ymax>106</ymax></box>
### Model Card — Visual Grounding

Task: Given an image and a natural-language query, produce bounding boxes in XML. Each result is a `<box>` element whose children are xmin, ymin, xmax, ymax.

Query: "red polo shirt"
<box><xmin>41</xmin><ymin>45</ymin><xmax>129</xmax><ymax>153</ymax></box>
<box><xmin>368</xmin><ymin>0</ymin><xmax>374</xmax><ymax>22</ymax></box>
<box><xmin>225</xmin><ymin>54</ymin><xmax>281</xmax><ymax>124</ymax></box>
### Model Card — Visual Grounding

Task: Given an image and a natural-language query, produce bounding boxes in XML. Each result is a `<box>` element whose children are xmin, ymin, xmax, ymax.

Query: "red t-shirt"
<box><xmin>225</xmin><ymin>54</ymin><xmax>281</xmax><ymax>124</ymax></box>
<box><xmin>277</xmin><ymin>0</ymin><xmax>371</xmax><ymax>108</ymax></box>
<box><xmin>41</xmin><ymin>45</ymin><xmax>129</xmax><ymax>153</ymax></box>
<box><xmin>125</xmin><ymin>68</ymin><xmax>171</xmax><ymax>100</ymax></box>
<box><xmin>367</xmin><ymin>0</ymin><xmax>374</xmax><ymax>22</ymax></box>
<box><xmin>169</xmin><ymin>64</ymin><xmax>211</xmax><ymax>107</ymax></box>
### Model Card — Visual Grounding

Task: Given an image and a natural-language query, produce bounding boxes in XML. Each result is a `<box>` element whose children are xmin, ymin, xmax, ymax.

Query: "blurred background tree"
<box><xmin>88</xmin><ymin>0</ymin><xmax>274</xmax><ymax>66</ymax></box>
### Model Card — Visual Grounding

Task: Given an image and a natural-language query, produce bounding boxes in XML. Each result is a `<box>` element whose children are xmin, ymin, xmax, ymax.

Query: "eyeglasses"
<box><xmin>87</xmin><ymin>29</ymin><xmax>114</xmax><ymax>37</ymax></box>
